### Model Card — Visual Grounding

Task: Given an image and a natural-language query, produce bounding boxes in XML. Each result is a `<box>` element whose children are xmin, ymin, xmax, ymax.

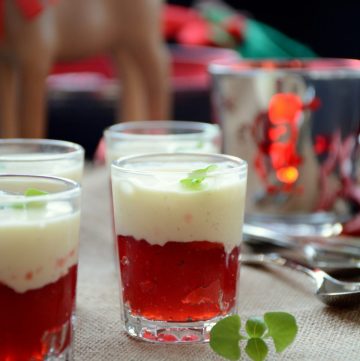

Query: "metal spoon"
<box><xmin>243</xmin><ymin>224</ymin><xmax>360</xmax><ymax>272</ymax></box>
<box><xmin>241</xmin><ymin>253</ymin><xmax>360</xmax><ymax>307</ymax></box>
<box><xmin>243</xmin><ymin>223</ymin><xmax>360</xmax><ymax>251</ymax></box>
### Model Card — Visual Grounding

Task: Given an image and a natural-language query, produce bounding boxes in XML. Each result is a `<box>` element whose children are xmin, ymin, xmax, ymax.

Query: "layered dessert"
<box><xmin>112</xmin><ymin>163</ymin><xmax>246</xmax><ymax>323</ymax></box>
<box><xmin>0</xmin><ymin>195</ymin><xmax>80</xmax><ymax>360</ymax></box>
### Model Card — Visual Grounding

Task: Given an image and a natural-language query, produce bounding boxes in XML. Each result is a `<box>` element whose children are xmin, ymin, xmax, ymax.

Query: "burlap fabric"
<box><xmin>75</xmin><ymin>165</ymin><xmax>360</xmax><ymax>361</ymax></box>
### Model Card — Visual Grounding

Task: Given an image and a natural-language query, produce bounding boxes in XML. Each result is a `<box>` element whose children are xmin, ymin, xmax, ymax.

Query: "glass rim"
<box><xmin>0</xmin><ymin>138</ymin><xmax>84</xmax><ymax>162</ymax></box>
<box><xmin>0</xmin><ymin>174</ymin><xmax>81</xmax><ymax>204</ymax></box>
<box><xmin>111</xmin><ymin>152</ymin><xmax>247</xmax><ymax>177</ymax></box>
<box><xmin>104</xmin><ymin>121</ymin><xmax>220</xmax><ymax>141</ymax></box>
<box><xmin>208</xmin><ymin>58</ymin><xmax>360</xmax><ymax>76</ymax></box>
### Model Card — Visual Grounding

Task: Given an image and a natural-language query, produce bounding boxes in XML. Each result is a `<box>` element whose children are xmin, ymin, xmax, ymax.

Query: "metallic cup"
<box><xmin>210</xmin><ymin>59</ymin><xmax>360</xmax><ymax>236</ymax></box>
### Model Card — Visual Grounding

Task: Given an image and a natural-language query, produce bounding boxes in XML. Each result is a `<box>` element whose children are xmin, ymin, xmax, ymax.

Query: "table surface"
<box><xmin>75</xmin><ymin>165</ymin><xmax>360</xmax><ymax>361</ymax></box>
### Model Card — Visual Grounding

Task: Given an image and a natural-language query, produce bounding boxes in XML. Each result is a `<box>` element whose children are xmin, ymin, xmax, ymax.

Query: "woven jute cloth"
<box><xmin>75</xmin><ymin>165</ymin><xmax>360</xmax><ymax>361</ymax></box>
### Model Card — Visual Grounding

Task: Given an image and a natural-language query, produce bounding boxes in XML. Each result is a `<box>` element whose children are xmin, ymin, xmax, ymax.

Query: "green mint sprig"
<box><xmin>12</xmin><ymin>188</ymin><xmax>49</xmax><ymax>209</ymax></box>
<box><xmin>210</xmin><ymin>312</ymin><xmax>298</xmax><ymax>361</ymax></box>
<box><xmin>180</xmin><ymin>164</ymin><xmax>217</xmax><ymax>190</ymax></box>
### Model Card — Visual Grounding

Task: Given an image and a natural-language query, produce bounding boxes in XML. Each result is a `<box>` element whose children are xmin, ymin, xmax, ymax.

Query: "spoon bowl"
<box><xmin>314</xmin><ymin>269</ymin><xmax>360</xmax><ymax>307</ymax></box>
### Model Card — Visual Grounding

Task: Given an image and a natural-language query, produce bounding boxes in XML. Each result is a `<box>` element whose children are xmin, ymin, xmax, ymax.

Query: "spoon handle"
<box><xmin>243</xmin><ymin>223</ymin><xmax>360</xmax><ymax>255</ymax></box>
<box><xmin>240</xmin><ymin>253</ymin><xmax>317</xmax><ymax>281</ymax></box>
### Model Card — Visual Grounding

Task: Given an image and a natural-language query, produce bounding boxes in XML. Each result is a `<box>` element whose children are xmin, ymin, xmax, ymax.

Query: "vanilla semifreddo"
<box><xmin>112</xmin><ymin>162</ymin><xmax>247</xmax><ymax>254</ymax></box>
<box><xmin>0</xmin><ymin>202</ymin><xmax>80</xmax><ymax>293</ymax></box>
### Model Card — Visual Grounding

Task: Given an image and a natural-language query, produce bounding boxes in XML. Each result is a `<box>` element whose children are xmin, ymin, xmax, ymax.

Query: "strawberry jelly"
<box><xmin>117</xmin><ymin>235</ymin><xmax>240</xmax><ymax>322</ymax></box>
<box><xmin>0</xmin><ymin>265</ymin><xmax>77</xmax><ymax>361</ymax></box>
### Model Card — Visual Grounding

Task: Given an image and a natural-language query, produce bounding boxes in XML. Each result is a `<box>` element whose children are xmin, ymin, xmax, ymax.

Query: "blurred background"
<box><xmin>169</xmin><ymin>1</ymin><xmax>360</xmax><ymax>59</ymax></box>
<box><xmin>42</xmin><ymin>0</ymin><xmax>360</xmax><ymax>158</ymax></box>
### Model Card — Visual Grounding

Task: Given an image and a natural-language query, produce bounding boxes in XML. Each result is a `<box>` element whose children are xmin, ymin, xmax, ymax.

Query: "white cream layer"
<box><xmin>0</xmin><ymin>204</ymin><xmax>80</xmax><ymax>293</ymax></box>
<box><xmin>0</xmin><ymin>153</ymin><xmax>83</xmax><ymax>183</ymax></box>
<box><xmin>112</xmin><ymin>168</ymin><xmax>246</xmax><ymax>253</ymax></box>
<box><xmin>106</xmin><ymin>140</ymin><xmax>219</xmax><ymax>168</ymax></box>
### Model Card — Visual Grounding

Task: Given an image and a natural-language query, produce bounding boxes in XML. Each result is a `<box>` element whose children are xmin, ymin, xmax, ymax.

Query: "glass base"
<box><xmin>43</xmin><ymin>314</ymin><xmax>75</xmax><ymax>360</ymax></box>
<box><xmin>44</xmin><ymin>346</ymin><xmax>73</xmax><ymax>361</ymax></box>
<box><xmin>123</xmin><ymin>306</ymin><xmax>227</xmax><ymax>344</ymax></box>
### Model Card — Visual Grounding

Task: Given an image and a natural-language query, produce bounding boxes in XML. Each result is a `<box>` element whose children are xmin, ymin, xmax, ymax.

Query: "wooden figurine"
<box><xmin>0</xmin><ymin>0</ymin><xmax>170</xmax><ymax>138</ymax></box>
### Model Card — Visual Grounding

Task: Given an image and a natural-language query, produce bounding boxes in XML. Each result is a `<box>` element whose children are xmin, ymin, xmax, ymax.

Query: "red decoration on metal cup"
<box><xmin>252</xmin><ymin>92</ymin><xmax>320</xmax><ymax>194</ymax></box>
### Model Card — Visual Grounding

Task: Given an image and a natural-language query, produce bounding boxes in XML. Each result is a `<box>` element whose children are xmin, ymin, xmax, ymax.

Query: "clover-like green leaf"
<box><xmin>246</xmin><ymin>317</ymin><xmax>267</xmax><ymax>338</ymax></box>
<box><xmin>245</xmin><ymin>338</ymin><xmax>269</xmax><ymax>361</ymax></box>
<box><xmin>210</xmin><ymin>315</ymin><xmax>242</xmax><ymax>360</ymax></box>
<box><xmin>264</xmin><ymin>312</ymin><xmax>298</xmax><ymax>353</ymax></box>
<box><xmin>209</xmin><ymin>312</ymin><xmax>298</xmax><ymax>361</ymax></box>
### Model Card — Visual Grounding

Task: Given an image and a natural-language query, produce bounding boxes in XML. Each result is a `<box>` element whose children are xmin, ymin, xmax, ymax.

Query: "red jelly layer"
<box><xmin>117</xmin><ymin>236</ymin><xmax>240</xmax><ymax>322</ymax></box>
<box><xmin>0</xmin><ymin>265</ymin><xmax>77</xmax><ymax>361</ymax></box>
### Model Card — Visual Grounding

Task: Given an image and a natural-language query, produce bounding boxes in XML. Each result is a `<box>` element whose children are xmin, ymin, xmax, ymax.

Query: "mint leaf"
<box><xmin>180</xmin><ymin>177</ymin><xmax>205</xmax><ymax>190</ymax></box>
<box><xmin>180</xmin><ymin>164</ymin><xmax>217</xmax><ymax>190</ymax></box>
<box><xmin>210</xmin><ymin>315</ymin><xmax>242</xmax><ymax>361</ymax></box>
<box><xmin>264</xmin><ymin>312</ymin><xmax>298</xmax><ymax>353</ymax></box>
<box><xmin>245</xmin><ymin>338</ymin><xmax>268</xmax><ymax>361</ymax></box>
<box><xmin>12</xmin><ymin>188</ymin><xmax>49</xmax><ymax>209</ymax></box>
<box><xmin>25</xmin><ymin>188</ymin><xmax>49</xmax><ymax>197</ymax></box>
<box><xmin>246</xmin><ymin>317</ymin><xmax>267</xmax><ymax>338</ymax></box>
<box><xmin>189</xmin><ymin>164</ymin><xmax>217</xmax><ymax>178</ymax></box>
<box><xmin>25</xmin><ymin>188</ymin><xmax>49</xmax><ymax>208</ymax></box>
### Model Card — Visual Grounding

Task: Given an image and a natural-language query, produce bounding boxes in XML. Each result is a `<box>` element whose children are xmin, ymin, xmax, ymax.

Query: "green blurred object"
<box><xmin>238</xmin><ymin>19</ymin><xmax>317</xmax><ymax>59</ymax></box>
<box><xmin>198</xmin><ymin>1</ymin><xmax>317</xmax><ymax>58</ymax></box>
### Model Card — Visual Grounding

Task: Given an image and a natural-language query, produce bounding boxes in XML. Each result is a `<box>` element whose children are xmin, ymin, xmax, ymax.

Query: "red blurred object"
<box><xmin>342</xmin><ymin>215</ymin><xmax>360</xmax><ymax>236</ymax></box>
<box><xmin>222</xmin><ymin>14</ymin><xmax>246</xmax><ymax>42</ymax></box>
<box><xmin>268</xmin><ymin>93</ymin><xmax>303</xmax><ymax>123</ymax></box>
<box><xmin>177</xmin><ymin>18</ymin><xmax>213</xmax><ymax>46</ymax></box>
<box><xmin>52</xmin><ymin>56</ymin><xmax>115</xmax><ymax>79</ymax></box>
<box><xmin>15</xmin><ymin>0</ymin><xmax>43</xmax><ymax>18</ymax></box>
<box><xmin>162</xmin><ymin>5</ymin><xmax>199</xmax><ymax>40</ymax></box>
<box><xmin>314</xmin><ymin>135</ymin><xmax>330</xmax><ymax>155</ymax></box>
<box><xmin>162</xmin><ymin>4</ymin><xmax>245</xmax><ymax>48</ymax></box>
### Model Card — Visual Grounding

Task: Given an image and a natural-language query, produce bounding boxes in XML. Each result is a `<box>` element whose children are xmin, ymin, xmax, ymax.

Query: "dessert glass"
<box><xmin>0</xmin><ymin>174</ymin><xmax>81</xmax><ymax>360</ymax></box>
<box><xmin>104</xmin><ymin>121</ymin><xmax>221</xmax><ymax>168</ymax></box>
<box><xmin>111</xmin><ymin>153</ymin><xmax>247</xmax><ymax>343</ymax></box>
<box><xmin>0</xmin><ymin>139</ymin><xmax>84</xmax><ymax>183</ymax></box>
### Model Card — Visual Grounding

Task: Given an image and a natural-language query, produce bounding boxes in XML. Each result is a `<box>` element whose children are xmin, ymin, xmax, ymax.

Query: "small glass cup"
<box><xmin>0</xmin><ymin>174</ymin><xmax>81</xmax><ymax>360</ymax></box>
<box><xmin>0</xmin><ymin>139</ymin><xmax>84</xmax><ymax>183</ymax></box>
<box><xmin>104</xmin><ymin>121</ymin><xmax>221</xmax><ymax>168</ymax></box>
<box><xmin>111</xmin><ymin>153</ymin><xmax>247</xmax><ymax>343</ymax></box>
